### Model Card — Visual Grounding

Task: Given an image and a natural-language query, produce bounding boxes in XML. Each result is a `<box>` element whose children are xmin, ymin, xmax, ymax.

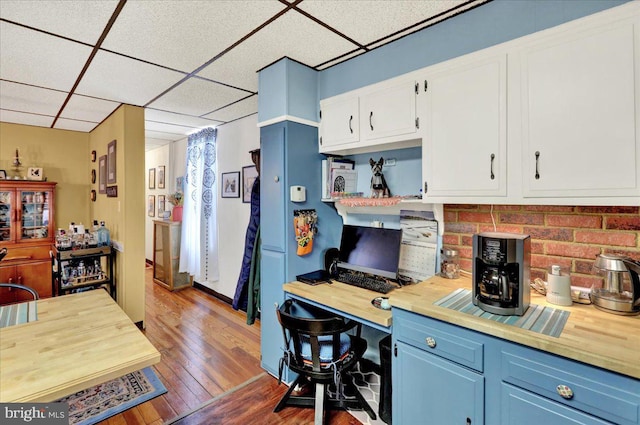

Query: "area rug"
<box><xmin>56</xmin><ymin>367</ymin><xmax>167</xmax><ymax>425</ymax></box>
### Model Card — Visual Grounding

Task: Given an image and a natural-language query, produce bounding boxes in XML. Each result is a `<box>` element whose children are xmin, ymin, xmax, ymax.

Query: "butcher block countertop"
<box><xmin>390</xmin><ymin>274</ymin><xmax>640</xmax><ymax>379</ymax></box>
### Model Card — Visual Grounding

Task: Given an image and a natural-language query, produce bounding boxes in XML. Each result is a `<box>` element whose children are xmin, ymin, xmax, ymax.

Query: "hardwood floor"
<box><xmin>102</xmin><ymin>267</ymin><xmax>360</xmax><ymax>425</ymax></box>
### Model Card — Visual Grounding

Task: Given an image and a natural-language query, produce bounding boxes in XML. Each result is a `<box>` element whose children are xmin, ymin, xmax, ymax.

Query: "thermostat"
<box><xmin>290</xmin><ymin>185</ymin><xmax>306</xmax><ymax>202</ymax></box>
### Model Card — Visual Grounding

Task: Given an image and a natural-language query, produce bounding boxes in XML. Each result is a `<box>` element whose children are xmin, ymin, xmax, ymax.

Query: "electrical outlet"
<box><xmin>384</xmin><ymin>158</ymin><xmax>396</xmax><ymax>167</ymax></box>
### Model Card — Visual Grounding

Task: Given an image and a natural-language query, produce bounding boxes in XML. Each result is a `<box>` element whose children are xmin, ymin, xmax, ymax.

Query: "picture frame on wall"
<box><xmin>157</xmin><ymin>165</ymin><xmax>165</xmax><ymax>189</ymax></box>
<box><xmin>242</xmin><ymin>165</ymin><xmax>258</xmax><ymax>203</ymax></box>
<box><xmin>98</xmin><ymin>155</ymin><xmax>107</xmax><ymax>194</ymax></box>
<box><xmin>107</xmin><ymin>139</ymin><xmax>117</xmax><ymax>184</ymax></box>
<box><xmin>0</xmin><ymin>170</ymin><xmax>6</xmax><ymax>180</ymax></box>
<box><xmin>158</xmin><ymin>195</ymin><xmax>166</xmax><ymax>215</ymax></box>
<box><xmin>221</xmin><ymin>171</ymin><xmax>240</xmax><ymax>198</ymax></box>
<box><xmin>149</xmin><ymin>168</ymin><xmax>156</xmax><ymax>189</ymax></box>
<box><xmin>148</xmin><ymin>195</ymin><xmax>155</xmax><ymax>217</ymax></box>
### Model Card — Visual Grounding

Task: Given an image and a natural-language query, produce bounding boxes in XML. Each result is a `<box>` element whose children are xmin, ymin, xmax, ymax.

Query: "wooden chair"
<box><xmin>274</xmin><ymin>299</ymin><xmax>376</xmax><ymax>424</ymax></box>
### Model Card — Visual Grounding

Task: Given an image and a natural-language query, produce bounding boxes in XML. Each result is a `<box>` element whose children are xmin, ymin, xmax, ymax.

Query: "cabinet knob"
<box><xmin>556</xmin><ymin>384</ymin><xmax>574</xmax><ymax>399</ymax></box>
<box><xmin>274</xmin><ymin>176</ymin><xmax>280</xmax><ymax>183</ymax></box>
<box><xmin>425</xmin><ymin>336</ymin><xmax>436</xmax><ymax>348</ymax></box>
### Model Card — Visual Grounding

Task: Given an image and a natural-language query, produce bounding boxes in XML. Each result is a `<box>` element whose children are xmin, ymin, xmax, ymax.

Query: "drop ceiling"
<box><xmin>0</xmin><ymin>0</ymin><xmax>490</xmax><ymax>151</ymax></box>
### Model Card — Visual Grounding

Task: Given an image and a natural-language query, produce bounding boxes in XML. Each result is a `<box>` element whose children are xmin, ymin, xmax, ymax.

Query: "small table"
<box><xmin>0</xmin><ymin>290</ymin><xmax>161</xmax><ymax>402</ymax></box>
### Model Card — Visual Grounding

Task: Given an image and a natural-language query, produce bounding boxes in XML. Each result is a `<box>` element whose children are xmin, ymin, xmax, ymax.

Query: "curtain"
<box><xmin>179</xmin><ymin>127</ymin><xmax>219</xmax><ymax>283</ymax></box>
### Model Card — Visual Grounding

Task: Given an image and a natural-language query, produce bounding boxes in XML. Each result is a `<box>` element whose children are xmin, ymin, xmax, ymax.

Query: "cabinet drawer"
<box><xmin>502</xmin><ymin>349</ymin><xmax>640</xmax><ymax>425</ymax></box>
<box><xmin>2</xmin><ymin>245</ymin><xmax>51</xmax><ymax>262</ymax></box>
<box><xmin>394</xmin><ymin>309</ymin><xmax>484</xmax><ymax>372</ymax></box>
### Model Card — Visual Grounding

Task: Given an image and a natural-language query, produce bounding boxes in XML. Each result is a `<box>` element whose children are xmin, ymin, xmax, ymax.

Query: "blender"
<box><xmin>591</xmin><ymin>254</ymin><xmax>640</xmax><ymax>315</ymax></box>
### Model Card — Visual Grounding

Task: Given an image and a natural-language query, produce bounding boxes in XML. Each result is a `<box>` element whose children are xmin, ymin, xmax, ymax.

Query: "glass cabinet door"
<box><xmin>18</xmin><ymin>189</ymin><xmax>51</xmax><ymax>241</ymax></box>
<box><xmin>0</xmin><ymin>190</ymin><xmax>13</xmax><ymax>242</ymax></box>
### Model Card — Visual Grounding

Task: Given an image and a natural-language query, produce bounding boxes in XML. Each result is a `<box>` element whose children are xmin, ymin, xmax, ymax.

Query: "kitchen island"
<box><xmin>389</xmin><ymin>274</ymin><xmax>639</xmax><ymax>424</ymax></box>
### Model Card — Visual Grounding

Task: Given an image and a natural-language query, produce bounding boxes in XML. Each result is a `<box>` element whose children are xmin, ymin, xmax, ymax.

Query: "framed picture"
<box><xmin>0</xmin><ymin>170</ymin><xmax>7</xmax><ymax>180</ymax></box>
<box><xmin>157</xmin><ymin>165</ymin><xmax>165</xmax><ymax>189</ymax></box>
<box><xmin>176</xmin><ymin>175</ymin><xmax>184</xmax><ymax>192</ymax></box>
<box><xmin>149</xmin><ymin>168</ymin><xmax>156</xmax><ymax>189</ymax></box>
<box><xmin>221</xmin><ymin>171</ymin><xmax>240</xmax><ymax>198</ymax></box>
<box><xmin>148</xmin><ymin>195</ymin><xmax>155</xmax><ymax>217</ymax></box>
<box><xmin>242</xmin><ymin>165</ymin><xmax>258</xmax><ymax>203</ymax></box>
<box><xmin>27</xmin><ymin>167</ymin><xmax>43</xmax><ymax>180</ymax></box>
<box><xmin>98</xmin><ymin>155</ymin><xmax>107</xmax><ymax>194</ymax></box>
<box><xmin>107</xmin><ymin>139</ymin><xmax>117</xmax><ymax>184</ymax></box>
<box><xmin>158</xmin><ymin>195</ymin><xmax>166</xmax><ymax>215</ymax></box>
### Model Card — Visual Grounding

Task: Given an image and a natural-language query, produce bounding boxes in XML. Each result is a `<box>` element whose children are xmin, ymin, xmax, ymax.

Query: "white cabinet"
<box><xmin>318</xmin><ymin>78</ymin><xmax>420</xmax><ymax>155</ymax></box>
<box><xmin>422</xmin><ymin>53</ymin><xmax>507</xmax><ymax>198</ymax></box>
<box><xmin>360</xmin><ymin>79</ymin><xmax>418</xmax><ymax>142</ymax></box>
<box><xmin>518</xmin><ymin>17</ymin><xmax>640</xmax><ymax>199</ymax></box>
<box><xmin>318</xmin><ymin>96</ymin><xmax>359</xmax><ymax>150</ymax></box>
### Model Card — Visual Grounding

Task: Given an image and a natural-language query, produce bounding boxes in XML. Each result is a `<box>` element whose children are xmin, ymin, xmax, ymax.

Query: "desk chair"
<box><xmin>274</xmin><ymin>299</ymin><xmax>376</xmax><ymax>425</ymax></box>
<box><xmin>0</xmin><ymin>283</ymin><xmax>39</xmax><ymax>305</ymax></box>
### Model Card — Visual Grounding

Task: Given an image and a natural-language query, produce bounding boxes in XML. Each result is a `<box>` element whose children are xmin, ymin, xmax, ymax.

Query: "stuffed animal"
<box><xmin>369</xmin><ymin>157</ymin><xmax>390</xmax><ymax>198</ymax></box>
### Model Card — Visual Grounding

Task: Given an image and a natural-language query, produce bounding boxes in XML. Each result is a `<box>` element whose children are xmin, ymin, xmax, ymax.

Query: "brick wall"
<box><xmin>442</xmin><ymin>205</ymin><xmax>640</xmax><ymax>288</ymax></box>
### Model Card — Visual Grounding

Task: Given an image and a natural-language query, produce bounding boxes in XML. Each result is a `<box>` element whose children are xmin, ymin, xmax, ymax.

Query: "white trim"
<box><xmin>257</xmin><ymin>115</ymin><xmax>319</xmax><ymax>128</ymax></box>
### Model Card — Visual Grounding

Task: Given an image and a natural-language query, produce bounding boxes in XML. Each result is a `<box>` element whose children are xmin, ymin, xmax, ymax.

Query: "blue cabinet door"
<box><xmin>260</xmin><ymin>249</ymin><xmax>286</xmax><ymax>377</ymax></box>
<box><xmin>394</xmin><ymin>340</ymin><xmax>484</xmax><ymax>424</ymax></box>
<box><xmin>260</xmin><ymin>124</ymin><xmax>286</xmax><ymax>253</ymax></box>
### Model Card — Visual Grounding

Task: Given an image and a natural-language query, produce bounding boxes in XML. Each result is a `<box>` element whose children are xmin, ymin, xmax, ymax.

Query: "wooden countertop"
<box><xmin>0</xmin><ymin>290</ymin><xmax>161</xmax><ymax>402</ymax></box>
<box><xmin>284</xmin><ymin>280</ymin><xmax>393</xmax><ymax>328</ymax></box>
<box><xmin>390</xmin><ymin>275</ymin><xmax>640</xmax><ymax>379</ymax></box>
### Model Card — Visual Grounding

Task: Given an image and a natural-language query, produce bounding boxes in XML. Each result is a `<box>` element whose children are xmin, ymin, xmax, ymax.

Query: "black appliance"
<box><xmin>472</xmin><ymin>232</ymin><xmax>531</xmax><ymax>316</ymax></box>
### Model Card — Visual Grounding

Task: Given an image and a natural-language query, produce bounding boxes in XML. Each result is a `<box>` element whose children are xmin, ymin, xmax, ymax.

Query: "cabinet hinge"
<box><xmin>424</xmin><ymin>80</ymin><xmax>428</xmax><ymax>92</ymax></box>
<box><xmin>393</xmin><ymin>343</ymin><xmax>397</xmax><ymax>357</ymax></box>
<box><xmin>415</xmin><ymin>117</ymin><xmax>419</xmax><ymax>129</ymax></box>
<box><xmin>424</xmin><ymin>181</ymin><xmax>428</xmax><ymax>194</ymax></box>
<box><xmin>415</xmin><ymin>82</ymin><xmax>418</xmax><ymax>95</ymax></box>
<box><xmin>320</xmin><ymin>136</ymin><xmax>323</xmax><ymax>146</ymax></box>
<box><xmin>319</xmin><ymin>110</ymin><xmax>322</xmax><ymax>120</ymax></box>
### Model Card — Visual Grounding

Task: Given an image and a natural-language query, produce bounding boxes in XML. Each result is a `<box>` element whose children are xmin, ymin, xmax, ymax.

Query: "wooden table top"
<box><xmin>0</xmin><ymin>290</ymin><xmax>161</xmax><ymax>402</ymax></box>
<box><xmin>391</xmin><ymin>274</ymin><xmax>640</xmax><ymax>380</ymax></box>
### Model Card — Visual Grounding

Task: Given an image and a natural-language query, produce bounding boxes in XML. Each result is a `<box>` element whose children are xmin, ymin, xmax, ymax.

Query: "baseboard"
<box><xmin>193</xmin><ymin>282</ymin><xmax>233</xmax><ymax>305</ymax></box>
<box><xmin>145</xmin><ymin>259</ymin><xmax>153</xmax><ymax>266</ymax></box>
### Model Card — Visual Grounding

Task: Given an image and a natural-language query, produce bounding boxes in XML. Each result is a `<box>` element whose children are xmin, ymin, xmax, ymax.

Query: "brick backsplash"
<box><xmin>442</xmin><ymin>204</ymin><xmax>640</xmax><ymax>288</ymax></box>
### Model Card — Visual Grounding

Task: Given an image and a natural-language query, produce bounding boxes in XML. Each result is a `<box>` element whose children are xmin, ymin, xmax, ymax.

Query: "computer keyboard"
<box><xmin>336</xmin><ymin>272</ymin><xmax>396</xmax><ymax>294</ymax></box>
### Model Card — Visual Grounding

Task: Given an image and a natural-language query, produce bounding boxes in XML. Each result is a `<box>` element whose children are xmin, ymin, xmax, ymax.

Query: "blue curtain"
<box><xmin>179</xmin><ymin>127</ymin><xmax>219</xmax><ymax>283</ymax></box>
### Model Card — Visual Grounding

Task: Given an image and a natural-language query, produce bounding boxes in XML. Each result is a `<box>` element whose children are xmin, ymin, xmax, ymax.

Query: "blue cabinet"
<box><xmin>392</xmin><ymin>308</ymin><xmax>640</xmax><ymax>425</ymax></box>
<box><xmin>394</xmin><ymin>340</ymin><xmax>484</xmax><ymax>424</ymax></box>
<box><xmin>259</xmin><ymin>120</ymin><xmax>343</xmax><ymax>377</ymax></box>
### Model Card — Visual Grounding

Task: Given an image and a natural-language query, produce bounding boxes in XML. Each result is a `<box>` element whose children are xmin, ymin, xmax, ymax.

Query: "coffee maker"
<box><xmin>472</xmin><ymin>232</ymin><xmax>531</xmax><ymax>316</ymax></box>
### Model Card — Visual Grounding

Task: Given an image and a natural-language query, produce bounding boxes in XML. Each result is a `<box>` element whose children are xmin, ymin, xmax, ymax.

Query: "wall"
<box><xmin>442</xmin><ymin>204</ymin><xmax>640</xmax><ymax>288</ymax></box>
<box><xmin>89</xmin><ymin>104</ymin><xmax>146</xmax><ymax>323</ymax></box>
<box><xmin>144</xmin><ymin>114</ymin><xmax>259</xmax><ymax>300</ymax></box>
<box><xmin>0</xmin><ymin>122</ymin><xmax>90</xmax><ymax>227</ymax></box>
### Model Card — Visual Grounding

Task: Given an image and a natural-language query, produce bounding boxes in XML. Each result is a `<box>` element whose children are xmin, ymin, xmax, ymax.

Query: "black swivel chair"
<box><xmin>274</xmin><ymin>299</ymin><xmax>376</xmax><ymax>425</ymax></box>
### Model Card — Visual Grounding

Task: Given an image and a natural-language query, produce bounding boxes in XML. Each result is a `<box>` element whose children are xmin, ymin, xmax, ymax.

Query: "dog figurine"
<box><xmin>370</xmin><ymin>157</ymin><xmax>390</xmax><ymax>198</ymax></box>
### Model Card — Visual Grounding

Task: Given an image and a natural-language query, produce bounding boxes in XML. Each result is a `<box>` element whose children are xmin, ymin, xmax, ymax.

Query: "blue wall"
<box><xmin>318</xmin><ymin>0</ymin><xmax>629</xmax><ymax>99</ymax></box>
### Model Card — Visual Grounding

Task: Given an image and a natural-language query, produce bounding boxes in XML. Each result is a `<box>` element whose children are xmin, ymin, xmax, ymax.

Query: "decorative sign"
<box><xmin>106</xmin><ymin>185</ymin><xmax>118</xmax><ymax>197</ymax></box>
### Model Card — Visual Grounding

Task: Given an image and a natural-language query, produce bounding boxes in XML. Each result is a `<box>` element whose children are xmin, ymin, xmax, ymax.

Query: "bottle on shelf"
<box><xmin>97</xmin><ymin>221</ymin><xmax>111</xmax><ymax>247</ymax></box>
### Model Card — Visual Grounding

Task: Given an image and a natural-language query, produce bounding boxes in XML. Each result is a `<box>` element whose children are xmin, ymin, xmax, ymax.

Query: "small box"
<box><xmin>290</xmin><ymin>185</ymin><xmax>306</xmax><ymax>202</ymax></box>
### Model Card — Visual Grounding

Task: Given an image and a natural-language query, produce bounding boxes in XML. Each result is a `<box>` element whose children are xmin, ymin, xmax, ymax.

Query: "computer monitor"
<box><xmin>337</xmin><ymin>225</ymin><xmax>403</xmax><ymax>280</ymax></box>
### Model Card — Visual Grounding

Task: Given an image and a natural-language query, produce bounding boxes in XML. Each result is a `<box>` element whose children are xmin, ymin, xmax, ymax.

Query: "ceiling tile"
<box><xmin>196</xmin><ymin>10</ymin><xmax>359</xmax><ymax>91</ymax></box>
<box><xmin>297</xmin><ymin>0</ymin><xmax>468</xmax><ymax>47</ymax></box>
<box><xmin>145</xmin><ymin>121</ymin><xmax>195</xmax><ymax>136</ymax></box>
<box><xmin>0</xmin><ymin>110</ymin><xmax>54</xmax><ymax>128</ymax></box>
<box><xmin>60</xmin><ymin>95</ymin><xmax>120</xmax><ymax>123</ymax></box>
<box><xmin>0</xmin><ymin>0</ymin><xmax>118</xmax><ymax>44</ymax></box>
<box><xmin>54</xmin><ymin>118</ymin><xmax>98</xmax><ymax>132</ymax></box>
<box><xmin>102</xmin><ymin>0</ymin><xmax>287</xmax><ymax>73</ymax></box>
<box><xmin>75</xmin><ymin>50</ymin><xmax>187</xmax><ymax>106</ymax></box>
<box><xmin>145</xmin><ymin>130</ymin><xmax>185</xmax><ymax>141</ymax></box>
<box><xmin>147</xmin><ymin>77</ymin><xmax>249</xmax><ymax>117</ymax></box>
<box><xmin>0</xmin><ymin>81</ymin><xmax>67</xmax><ymax>116</ymax></box>
<box><xmin>0</xmin><ymin>22</ymin><xmax>92</xmax><ymax>91</ymax></box>
<box><xmin>202</xmin><ymin>95</ymin><xmax>258</xmax><ymax>122</ymax></box>
<box><xmin>145</xmin><ymin>108</ymin><xmax>222</xmax><ymax>129</ymax></box>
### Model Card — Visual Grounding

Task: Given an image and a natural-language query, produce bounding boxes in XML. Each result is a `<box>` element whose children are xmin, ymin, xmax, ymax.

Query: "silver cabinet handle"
<box><xmin>425</xmin><ymin>337</ymin><xmax>436</xmax><ymax>348</ymax></box>
<box><xmin>535</xmin><ymin>151</ymin><xmax>541</xmax><ymax>180</ymax></box>
<box><xmin>556</xmin><ymin>384</ymin><xmax>574</xmax><ymax>399</ymax></box>
<box><xmin>369</xmin><ymin>111</ymin><xmax>374</xmax><ymax>131</ymax></box>
<box><xmin>349</xmin><ymin>115</ymin><xmax>353</xmax><ymax>134</ymax></box>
